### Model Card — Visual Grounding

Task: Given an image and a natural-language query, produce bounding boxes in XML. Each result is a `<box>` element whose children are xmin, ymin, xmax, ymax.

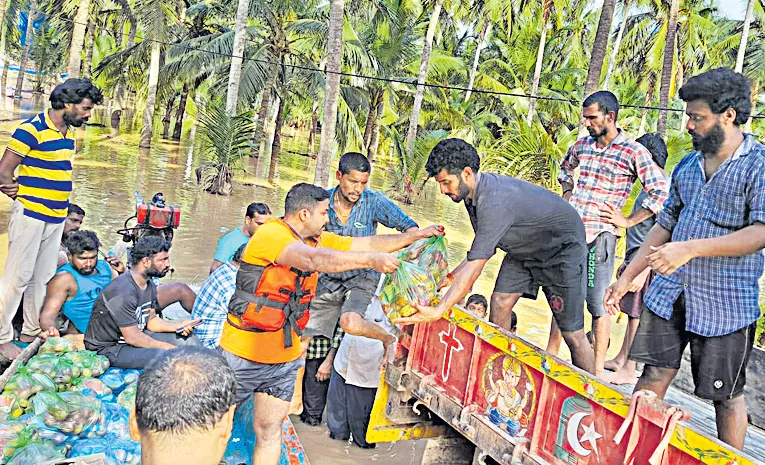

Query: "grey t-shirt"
<box><xmin>465</xmin><ymin>173</ymin><xmax>586</xmax><ymax>264</ymax></box>
<box><xmin>624</xmin><ymin>191</ymin><xmax>656</xmax><ymax>262</ymax></box>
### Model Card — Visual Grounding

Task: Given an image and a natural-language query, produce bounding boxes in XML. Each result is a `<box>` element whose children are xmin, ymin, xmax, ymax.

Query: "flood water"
<box><xmin>0</xmin><ymin>99</ymin><xmax>631</xmax><ymax>463</ymax></box>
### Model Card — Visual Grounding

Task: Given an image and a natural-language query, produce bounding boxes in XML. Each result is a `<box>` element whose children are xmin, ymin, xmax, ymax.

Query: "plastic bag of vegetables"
<box><xmin>6</xmin><ymin>440</ymin><xmax>66</xmax><ymax>465</ymax></box>
<box><xmin>116</xmin><ymin>383</ymin><xmax>137</xmax><ymax>411</ymax></box>
<box><xmin>62</xmin><ymin>350</ymin><xmax>110</xmax><ymax>378</ymax></box>
<box><xmin>380</xmin><ymin>261</ymin><xmax>438</xmax><ymax>319</ymax></box>
<box><xmin>398</xmin><ymin>235</ymin><xmax>450</xmax><ymax>286</ymax></box>
<box><xmin>2</xmin><ymin>368</ymin><xmax>56</xmax><ymax>408</ymax></box>
<box><xmin>0</xmin><ymin>393</ymin><xmax>23</xmax><ymax>420</ymax></box>
<box><xmin>102</xmin><ymin>402</ymin><xmax>131</xmax><ymax>440</ymax></box>
<box><xmin>26</xmin><ymin>354</ymin><xmax>80</xmax><ymax>387</ymax></box>
<box><xmin>31</xmin><ymin>391</ymin><xmax>102</xmax><ymax>435</ymax></box>
<box><xmin>70</xmin><ymin>377</ymin><xmax>112</xmax><ymax>397</ymax></box>
<box><xmin>38</xmin><ymin>336</ymin><xmax>76</xmax><ymax>355</ymax></box>
<box><xmin>26</xmin><ymin>416</ymin><xmax>69</xmax><ymax>445</ymax></box>
<box><xmin>68</xmin><ymin>437</ymin><xmax>141</xmax><ymax>465</ymax></box>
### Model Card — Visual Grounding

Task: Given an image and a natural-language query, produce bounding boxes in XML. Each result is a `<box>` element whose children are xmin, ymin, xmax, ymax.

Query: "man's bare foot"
<box><xmin>0</xmin><ymin>342</ymin><xmax>22</xmax><ymax>360</ymax></box>
<box><xmin>604</xmin><ymin>357</ymin><xmax>625</xmax><ymax>372</ymax></box>
<box><xmin>18</xmin><ymin>334</ymin><xmax>37</xmax><ymax>343</ymax></box>
<box><xmin>604</xmin><ymin>366</ymin><xmax>638</xmax><ymax>385</ymax></box>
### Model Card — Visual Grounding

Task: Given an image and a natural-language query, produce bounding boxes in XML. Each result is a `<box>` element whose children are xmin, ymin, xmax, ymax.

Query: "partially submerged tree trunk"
<box><xmin>161</xmin><ymin>93</ymin><xmax>175</xmax><ymax>138</ymax></box>
<box><xmin>602</xmin><ymin>0</ymin><xmax>631</xmax><ymax>90</ymax></box>
<box><xmin>269</xmin><ymin>96</ymin><xmax>285</xmax><ymax>183</ymax></box>
<box><xmin>465</xmin><ymin>18</ymin><xmax>490</xmax><ymax>103</ymax></box>
<box><xmin>14</xmin><ymin>0</ymin><xmax>36</xmax><ymax>100</ymax></box>
<box><xmin>314</xmin><ymin>0</ymin><xmax>345</xmax><ymax>187</ymax></box>
<box><xmin>225</xmin><ymin>0</ymin><xmax>249</xmax><ymax>115</ymax></box>
<box><xmin>527</xmin><ymin>0</ymin><xmax>552</xmax><ymax>125</ymax></box>
<box><xmin>67</xmin><ymin>0</ymin><xmax>92</xmax><ymax>79</ymax></box>
<box><xmin>405</xmin><ymin>0</ymin><xmax>443</xmax><ymax>160</ymax></box>
<box><xmin>253</xmin><ymin>68</ymin><xmax>276</xmax><ymax>159</ymax></box>
<box><xmin>172</xmin><ymin>84</ymin><xmax>189</xmax><ymax>140</ymax></box>
<box><xmin>656</xmin><ymin>0</ymin><xmax>679</xmax><ymax>137</ymax></box>
<box><xmin>582</xmin><ymin>0</ymin><xmax>616</xmax><ymax>98</ymax></box>
<box><xmin>82</xmin><ymin>22</ymin><xmax>94</xmax><ymax>79</ymax></box>
<box><xmin>139</xmin><ymin>42</ymin><xmax>161</xmax><ymax>149</ymax></box>
<box><xmin>307</xmin><ymin>101</ymin><xmax>318</xmax><ymax>158</ymax></box>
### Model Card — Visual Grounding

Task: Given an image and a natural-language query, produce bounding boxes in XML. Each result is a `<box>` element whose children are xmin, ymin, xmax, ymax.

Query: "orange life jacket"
<box><xmin>227</xmin><ymin>222</ymin><xmax>317</xmax><ymax>348</ymax></box>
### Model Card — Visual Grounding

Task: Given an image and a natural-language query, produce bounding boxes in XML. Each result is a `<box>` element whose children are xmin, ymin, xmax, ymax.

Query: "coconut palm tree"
<box><xmin>736</xmin><ymin>0</ymin><xmax>756</xmax><ymax>73</ymax></box>
<box><xmin>656</xmin><ymin>0</ymin><xmax>679</xmax><ymax>136</ymax></box>
<box><xmin>14</xmin><ymin>0</ymin><xmax>36</xmax><ymax>99</ymax></box>
<box><xmin>603</xmin><ymin>0</ymin><xmax>632</xmax><ymax>90</ymax></box>
<box><xmin>225</xmin><ymin>0</ymin><xmax>249</xmax><ymax>115</ymax></box>
<box><xmin>583</xmin><ymin>0</ymin><xmax>616</xmax><ymax>97</ymax></box>
<box><xmin>314</xmin><ymin>0</ymin><xmax>344</xmax><ymax>187</ymax></box>
<box><xmin>67</xmin><ymin>0</ymin><xmax>91</xmax><ymax>78</ymax></box>
<box><xmin>405</xmin><ymin>0</ymin><xmax>443</xmax><ymax>160</ymax></box>
<box><xmin>527</xmin><ymin>0</ymin><xmax>553</xmax><ymax>124</ymax></box>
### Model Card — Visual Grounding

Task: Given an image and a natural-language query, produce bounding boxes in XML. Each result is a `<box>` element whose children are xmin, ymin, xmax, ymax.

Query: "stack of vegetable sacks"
<box><xmin>380</xmin><ymin>235</ymin><xmax>449</xmax><ymax>319</ymax></box>
<box><xmin>0</xmin><ymin>337</ymin><xmax>141</xmax><ymax>465</ymax></box>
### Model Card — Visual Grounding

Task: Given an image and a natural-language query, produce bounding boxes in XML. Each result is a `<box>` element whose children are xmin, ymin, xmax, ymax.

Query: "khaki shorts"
<box><xmin>304</xmin><ymin>273</ymin><xmax>378</xmax><ymax>339</ymax></box>
<box><xmin>221</xmin><ymin>350</ymin><xmax>304</xmax><ymax>403</ymax></box>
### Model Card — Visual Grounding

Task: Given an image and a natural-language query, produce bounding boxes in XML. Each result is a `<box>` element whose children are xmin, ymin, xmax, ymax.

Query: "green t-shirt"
<box><xmin>214</xmin><ymin>227</ymin><xmax>250</xmax><ymax>264</ymax></box>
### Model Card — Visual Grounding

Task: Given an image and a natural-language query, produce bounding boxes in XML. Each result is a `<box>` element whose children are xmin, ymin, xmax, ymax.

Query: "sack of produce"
<box><xmin>38</xmin><ymin>337</ymin><xmax>76</xmax><ymax>355</ymax></box>
<box><xmin>62</xmin><ymin>351</ymin><xmax>110</xmax><ymax>378</ymax></box>
<box><xmin>27</xmin><ymin>416</ymin><xmax>69</xmax><ymax>445</ymax></box>
<box><xmin>0</xmin><ymin>393</ymin><xmax>23</xmax><ymax>420</ymax></box>
<box><xmin>31</xmin><ymin>391</ymin><xmax>102</xmax><ymax>435</ymax></box>
<box><xmin>70</xmin><ymin>377</ymin><xmax>112</xmax><ymax>397</ymax></box>
<box><xmin>398</xmin><ymin>235</ymin><xmax>450</xmax><ymax>286</ymax></box>
<box><xmin>6</xmin><ymin>441</ymin><xmax>66</xmax><ymax>465</ymax></box>
<box><xmin>99</xmin><ymin>367</ymin><xmax>137</xmax><ymax>394</ymax></box>
<box><xmin>116</xmin><ymin>383</ymin><xmax>137</xmax><ymax>411</ymax></box>
<box><xmin>380</xmin><ymin>261</ymin><xmax>437</xmax><ymax>319</ymax></box>
<box><xmin>26</xmin><ymin>354</ymin><xmax>80</xmax><ymax>387</ymax></box>
<box><xmin>69</xmin><ymin>437</ymin><xmax>141</xmax><ymax>465</ymax></box>
<box><xmin>2</xmin><ymin>368</ymin><xmax>56</xmax><ymax>408</ymax></box>
<box><xmin>103</xmin><ymin>402</ymin><xmax>131</xmax><ymax>440</ymax></box>
<box><xmin>0</xmin><ymin>418</ymin><xmax>26</xmax><ymax>453</ymax></box>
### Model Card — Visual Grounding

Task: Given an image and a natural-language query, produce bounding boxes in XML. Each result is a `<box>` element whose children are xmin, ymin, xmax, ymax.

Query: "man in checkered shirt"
<box><xmin>300</xmin><ymin>325</ymin><xmax>343</xmax><ymax>426</ymax></box>
<box><xmin>558</xmin><ymin>91</ymin><xmax>669</xmax><ymax>377</ymax></box>
<box><xmin>605</xmin><ymin>68</ymin><xmax>765</xmax><ymax>450</ymax></box>
<box><xmin>190</xmin><ymin>244</ymin><xmax>246</xmax><ymax>349</ymax></box>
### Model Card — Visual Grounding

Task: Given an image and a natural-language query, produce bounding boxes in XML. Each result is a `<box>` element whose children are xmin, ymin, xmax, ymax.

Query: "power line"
<box><xmin>26</xmin><ymin>13</ymin><xmax>765</xmax><ymax>119</ymax></box>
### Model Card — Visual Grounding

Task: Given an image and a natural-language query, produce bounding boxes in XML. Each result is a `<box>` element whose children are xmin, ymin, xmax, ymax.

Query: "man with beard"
<box><xmin>57</xmin><ymin>204</ymin><xmax>85</xmax><ymax>267</ymax></box>
<box><xmin>0</xmin><ymin>78</ymin><xmax>103</xmax><ymax>359</ymax></box>
<box><xmin>557</xmin><ymin>91</ymin><xmax>668</xmax><ymax>377</ymax></box>
<box><xmin>605</xmin><ymin>68</ymin><xmax>765</xmax><ymax>449</ymax></box>
<box><xmin>394</xmin><ymin>139</ymin><xmax>596</xmax><ymax>374</ymax></box>
<box><xmin>85</xmin><ymin>236</ymin><xmax>201</xmax><ymax>369</ymax></box>
<box><xmin>40</xmin><ymin>231</ymin><xmax>124</xmax><ymax>337</ymax></box>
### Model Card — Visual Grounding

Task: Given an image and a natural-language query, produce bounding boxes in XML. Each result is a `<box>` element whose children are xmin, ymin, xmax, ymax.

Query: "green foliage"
<box><xmin>196</xmin><ymin>101</ymin><xmax>255</xmax><ymax>195</ymax></box>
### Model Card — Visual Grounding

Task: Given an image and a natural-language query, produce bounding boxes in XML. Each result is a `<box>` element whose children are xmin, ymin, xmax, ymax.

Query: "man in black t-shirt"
<box><xmin>393</xmin><ymin>139</ymin><xmax>595</xmax><ymax>374</ymax></box>
<box><xmin>85</xmin><ymin>236</ymin><xmax>201</xmax><ymax>369</ymax></box>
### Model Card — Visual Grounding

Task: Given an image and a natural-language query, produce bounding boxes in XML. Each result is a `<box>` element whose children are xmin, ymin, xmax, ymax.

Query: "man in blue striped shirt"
<box><xmin>605</xmin><ymin>68</ymin><xmax>765</xmax><ymax>450</ymax></box>
<box><xmin>303</xmin><ymin>153</ymin><xmax>417</xmax><ymax>352</ymax></box>
<box><xmin>0</xmin><ymin>79</ymin><xmax>103</xmax><ymax>359</ymax></box>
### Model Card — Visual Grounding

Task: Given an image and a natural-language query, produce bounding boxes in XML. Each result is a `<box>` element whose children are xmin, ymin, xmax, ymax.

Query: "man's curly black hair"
<box><xmin>679</xmin><ymin>68</ymin><xmax>751</xmax><ymax>126</ymax></box>
<box><xmin>50</xmin><ymin>78</ymin><xmax>104</xmax><ymax>110</ymax></box>
<box><xmin>425</xmin><ymin>138</ymin><xmax>480</xmax><ymax>177</ymax></box>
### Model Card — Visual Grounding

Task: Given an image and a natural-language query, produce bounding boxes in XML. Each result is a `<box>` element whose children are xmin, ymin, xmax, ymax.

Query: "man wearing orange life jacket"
<box><xmin>219</xmin><ymin>183</ymin><xmax>444</xmax><ymax>465</ymax></box>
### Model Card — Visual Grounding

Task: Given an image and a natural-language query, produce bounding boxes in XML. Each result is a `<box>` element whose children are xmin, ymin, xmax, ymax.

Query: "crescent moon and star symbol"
<box><xmin>566</xmin><ymin>411</ymin><xmax>603</xmax><ymax>457</ymax></box>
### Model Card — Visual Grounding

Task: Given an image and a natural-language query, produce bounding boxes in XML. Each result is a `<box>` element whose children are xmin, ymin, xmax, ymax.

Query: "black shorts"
<box><xmin>493</xmin><ymin>243</ymin><xmax>586</xmax><ymax>333</ymax></box>
<box><xmin>629</xmin><ymin>295</ymin><xmax>756</xmax><ymax>401</ymax></box>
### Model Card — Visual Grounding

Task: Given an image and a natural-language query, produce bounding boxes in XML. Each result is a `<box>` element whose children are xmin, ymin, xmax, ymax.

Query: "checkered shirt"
<box><xmin>191</xmin><ymin>261</ymin><xmax>238</xmax><ymax>348</ymax></box>
<box><xmin>644</xmin><ymin>134</ymin><xmax>765</xmax><ymax>337</ymax></box>
<box><xmin>306</xmin><ymin>325</ymin><xmax>344</xmax><ymax>360</ymax></box>
<box><xmin>321</xmin><ymin>187</ymin><xmax>418</xmax><ymax>291</ymax></box>
<box><xmin>559</xmin><ymin>130</ymin><xmax>669</xmax><ymax>243</ymax></box>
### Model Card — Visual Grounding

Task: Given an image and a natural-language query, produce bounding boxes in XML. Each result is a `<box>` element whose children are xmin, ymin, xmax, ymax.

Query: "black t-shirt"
<box><xmin>84</xmin><ymin>272</ymin><xmax>159</xmax><ymax>351</ymax></box>
<box><xmin>465</xmin><ymin>172</ymin><xmax>586</xmax><ymax>264</ymax></box>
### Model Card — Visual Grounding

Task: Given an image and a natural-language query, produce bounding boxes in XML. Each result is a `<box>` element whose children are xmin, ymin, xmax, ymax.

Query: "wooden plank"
<box><xmin>0</xmin><ymin>338</ymin><xmax>42</xmax><ymax>389</ymax></box>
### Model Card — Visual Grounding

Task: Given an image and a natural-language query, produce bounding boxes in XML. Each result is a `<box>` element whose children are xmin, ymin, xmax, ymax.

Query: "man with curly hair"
<box><xmin>393</xmin><ymin>138</ymin><xmax>596</xmax><ymax>374</ymax></box>
<box><xmin>605</xmin><ymin>68</ymin><xmax>765</xmax><ymax>449</ymax></box>
<box><xmin>0</xmin><ymin>78</ymin><xmax>103</xmax><ymax>359</ymax></box>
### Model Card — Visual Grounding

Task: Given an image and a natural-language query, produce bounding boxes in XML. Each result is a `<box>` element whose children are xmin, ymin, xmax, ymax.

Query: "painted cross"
<box><xmin>438</xmin><ymin>323</ymin><xmax>464</xmax><ymax>382</ymax></box>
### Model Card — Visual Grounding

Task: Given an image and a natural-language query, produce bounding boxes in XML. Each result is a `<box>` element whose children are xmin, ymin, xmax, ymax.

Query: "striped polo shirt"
<box><xmin>7</xmin><ymin>111</ymin><xmax>74</xmax><ymax>223</ymax></box>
